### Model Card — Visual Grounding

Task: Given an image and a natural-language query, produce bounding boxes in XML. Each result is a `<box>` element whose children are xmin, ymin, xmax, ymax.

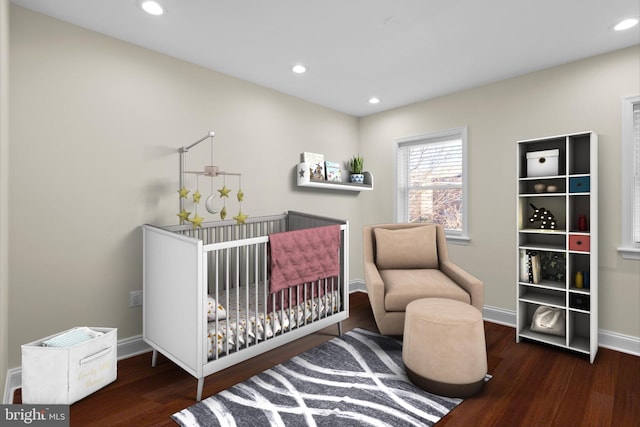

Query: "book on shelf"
<box><xmin>325</xmin><ymin>161</ymin><xmax>342</xmax><ymax>182</ymax></box>
<box><xmin>519</xmin><ymin>250</ymin><xmax>529</xmax><ymax>282</ymax></box>
<box><xmin>303</xmin><ymin>152</ymin><xmax>325</xmax><ymax>181</ymax></box>
<box><xmin>529</xmin><ymin>252</ymin><xmax>541</xmax><ymax>284</ymax></box>
<box><xmin>520</xmin><ymin>250</ymin><xmax>541</xmax><ymax>284</ymax></box>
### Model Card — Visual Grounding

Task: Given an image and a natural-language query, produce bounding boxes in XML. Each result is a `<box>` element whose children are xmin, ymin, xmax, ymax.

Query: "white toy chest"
<box><xmin>21</xmin><ymin>327</ymin><xmax>117</xmax><ymax>405</ymax></box>
<box><xmin>526</xmin><ymin>149</ymin><xmax>559</xmax><ymax>177</ymax></box>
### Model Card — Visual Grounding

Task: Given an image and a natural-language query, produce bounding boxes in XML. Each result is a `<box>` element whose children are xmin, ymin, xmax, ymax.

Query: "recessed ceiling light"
<box><xmin>369</xmin><ymin>97</ymin><xmax>380</xmax><ymax>104</ymax></box>
<box><xmin>141</xmin><ymin>1</ymin><xmax>164</xmax><ymax>16</ymax></box>
<box><xmin>613</xmin><ymin>18</ymin><xmax>639</xmax><ymax>31</ymax></box>
<box><xmin>292</xmin><ymin>65</ymin><xmax>307</xmax><ymax>74</ymax></box>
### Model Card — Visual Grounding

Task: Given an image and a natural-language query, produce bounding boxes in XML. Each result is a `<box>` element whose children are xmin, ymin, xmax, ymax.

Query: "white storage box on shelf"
<box><xmin>526</xmin><ymin>149</ymin><xmax>559</xmax><ymax>177</ymax></box>
<box><xmin>21</xmin><ymin>327</ymin><xmax>117</xmax><ymax>404</ymax></box>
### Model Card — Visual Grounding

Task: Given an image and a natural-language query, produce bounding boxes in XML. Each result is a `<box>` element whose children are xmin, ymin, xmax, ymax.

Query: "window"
<box><xmin>395</xmin><ymin>126</ymin><xmax>469</xmax><ymax>243</ymax></box>
<box><xmin>619</xmin><ymin>95</ymin><xmax>640</xmax><ymax>260</ymax></box>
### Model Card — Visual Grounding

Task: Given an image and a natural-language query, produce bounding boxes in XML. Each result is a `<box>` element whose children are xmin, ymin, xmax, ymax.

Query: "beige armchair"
<box><xmin>363</xmin><ymin>223</ymin><xmax>484</xmax><ymax>335</ymax></box>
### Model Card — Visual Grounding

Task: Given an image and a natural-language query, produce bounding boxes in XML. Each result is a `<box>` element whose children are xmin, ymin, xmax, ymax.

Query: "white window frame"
<box><xmin>394</xmin><ymin>126</ymin><xmax>470</xmax><ymax>244</ymax></box>
<box><xmin>618</xmin><ymin>94</ymin><xmax>640</xmax><ymax>260</ymax></box>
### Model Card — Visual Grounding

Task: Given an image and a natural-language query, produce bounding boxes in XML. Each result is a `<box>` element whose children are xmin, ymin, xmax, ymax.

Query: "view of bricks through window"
<box><xmin>407</xmin><ymin>139</ymin><xmax>463</xmax><ymax>231</ymax></box>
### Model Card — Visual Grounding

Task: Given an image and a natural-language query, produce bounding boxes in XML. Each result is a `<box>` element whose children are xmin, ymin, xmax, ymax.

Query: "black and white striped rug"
<box><xmin>172</xmin><ymin>328</ymin><xmax>479</xmax><ymax>426</ymax></box>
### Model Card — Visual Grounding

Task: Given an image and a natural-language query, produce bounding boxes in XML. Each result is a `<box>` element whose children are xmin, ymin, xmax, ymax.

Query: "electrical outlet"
<box><xmin>129</xmin><ymin>290</ymin><xmax>143</xmax><ymax>307</ymax></box>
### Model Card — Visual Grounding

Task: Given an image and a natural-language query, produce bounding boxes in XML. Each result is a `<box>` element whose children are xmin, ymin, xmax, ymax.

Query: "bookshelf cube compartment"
<box><xmin>569</xmin><ymin>252</ymin><xmax>590</xmax><ymax>290</ymax></box>
<box><xmin>518</xmin><ymin>302</ymin><xmax>567</xmax><ymax>347</ymax></box>
<box><xmin>568</xmin><ymin>134</ymin><xmax>592</xmax><ymax>175</ymax></box>
<box><xmin>518</xmin><ymin>249</ymin><xmax>566</xmax><ymax>286</ymax></box>
<box><xmin>519</xmin><ymin>285</ymin><xmax>566</xmax><ymax>307</ymax></box>
<box><xmin>569</xmin><ymin>195</ymin><xmax>590</xmax><ymax>232</ymax></box>
<box><xmin>569</xmin><ymin>235</ymin><xmax>590</xmax><ymax>252</ymax></box>
<box><xmin>519</xmin><ymin>196</ymin><xmax>566</xmax><ymax>231</ymax></box>
<box><xmin>518</xmin><ymin>232</ymin><xmax>566</xmax><ymax>250</ymax></box>
<box><xmin>568</xmin><ymin>311</ymin><xmax>591</xmax><ymax>354</ymax></box>
<box><xmin>519</xmin><ymin>178</ymin><xmax>566</xmax><ymax>195</ymax></box>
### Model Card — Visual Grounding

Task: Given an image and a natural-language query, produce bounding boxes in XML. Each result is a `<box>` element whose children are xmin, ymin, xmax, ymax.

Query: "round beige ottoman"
<box><xmin>402</xmin><ymin>298</ymin><xmax>487</xmax><ymax>397</ymax></box>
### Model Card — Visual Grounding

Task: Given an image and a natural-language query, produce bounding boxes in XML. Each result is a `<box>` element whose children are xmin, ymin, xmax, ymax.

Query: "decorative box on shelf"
<box><xmin>526</xmin><ymin>149</ymin><xmax>559</xmax><ymax>177</ymax></box>
<box><xmin>569</xmin><ymin>234</ymin><xmax>590</xmax><ymax>252</ymax></box>
<box><xmin>569</xmin><ymin>176</ymin><xmax>590</xmax><ymax>193</ymax></box>
<box><xmin>570</xmin><ymin>293</ymin><xmax>590</xmax><ymax>311</ymax></box>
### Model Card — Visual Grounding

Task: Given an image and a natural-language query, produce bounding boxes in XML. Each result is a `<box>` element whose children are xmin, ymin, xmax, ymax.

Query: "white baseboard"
<box><xmin>598</xmin><ymin>329</ymin><xmax>640</xmax><ymax>356</ymax></box>
<box><xmin>3</xmin><ymin>366</ymin><xmax>21</xmax><ymax>405</ymax></box>
<box><xmin>481</xmin><ymin>305</ymin><xmax>640</xmax><ymax>357</ymax></box>
<box><xmin>6</xmin><ymin>285</ymin><xmax>638</xmax><ymax>403</ymax></box>
<box><xmin>483</xmin><ymin>305</ymin><xmax>517</xmax><ymax>327</ymax></box>
<box><xmin>115</xmin><ymin>334</ymin><xmax>152</xmax><ymax>361</ymax></box>
<box><xmin>348</xmin><ymin>279</ymin><xmax>366</xmax><ymax>293</ymax></box>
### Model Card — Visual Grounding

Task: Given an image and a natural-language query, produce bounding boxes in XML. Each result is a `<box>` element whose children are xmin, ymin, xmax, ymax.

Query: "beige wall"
<box><xmin>8</xmin><ymin>6</ymin><xmax>360</xmax><ymax>367</ymax></box>
<box><xmin>359</xmin><ymin>45</ymin><xmax>640</xmax><ymax>338</ymax></box>
<box><xmin>7</xmin><ymin>6</ymin><xmax>639</xmax><ymax>369</ymax></box>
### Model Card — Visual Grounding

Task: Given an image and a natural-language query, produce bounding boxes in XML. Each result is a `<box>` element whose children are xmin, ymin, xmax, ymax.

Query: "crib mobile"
<box><xmin>177</xmin><ymin>131</ymin><xmax>247</xmax><ymax>227</ymax></box>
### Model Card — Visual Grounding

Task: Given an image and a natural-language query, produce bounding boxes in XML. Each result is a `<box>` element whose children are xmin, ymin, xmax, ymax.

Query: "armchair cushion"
<box><xmin>382</xmin><ymin>269</ymin><xmax>471</xmax><ymax>311</ymax></box>
<box><xmin>374</xmin><ymin>225</ymin><xmax>438</xmax><ymax>270</ymax></box>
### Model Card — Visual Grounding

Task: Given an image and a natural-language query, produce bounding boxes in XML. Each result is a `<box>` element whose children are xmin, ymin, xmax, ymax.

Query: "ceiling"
<box><xmin>10</xmin><ymin>0</ymin><xmax>640</xmax><ymax>117</ymax></box>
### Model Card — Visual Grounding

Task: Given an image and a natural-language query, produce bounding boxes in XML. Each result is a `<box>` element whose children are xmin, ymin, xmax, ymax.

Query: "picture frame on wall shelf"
<box><xmin>325</xmin><ymin>161</ymin><xmax>342</xmax><ymax>182</ymax></box>
<box><xmin>303</xmin><ymin>152</ymin><xmax>325</xmax><ymax>181</ymax></box>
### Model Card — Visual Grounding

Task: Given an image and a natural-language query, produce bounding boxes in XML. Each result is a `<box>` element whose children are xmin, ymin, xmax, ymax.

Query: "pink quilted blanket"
<box><xmin>269</xmin><ymin>224</ymin><xmax>341</xmax><ymax>293</ymax></box>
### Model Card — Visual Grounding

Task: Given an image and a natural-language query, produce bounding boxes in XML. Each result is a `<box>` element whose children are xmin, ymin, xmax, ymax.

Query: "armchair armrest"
<box><xmin>440</xmin><ymin>260</ymin><xmax>484</xmax><ymax>312</ymax></box>
<box><xmin>363</xmin><ymin>260</ymin><xmax>387</xmax><ymax>322</ymax></box>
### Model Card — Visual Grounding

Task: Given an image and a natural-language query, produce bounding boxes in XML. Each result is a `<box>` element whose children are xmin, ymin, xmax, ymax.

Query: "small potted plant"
<box><xmin>349</xmin><ymin>155</ymin><xmax>365</xmax><ymax>184</ymax></box>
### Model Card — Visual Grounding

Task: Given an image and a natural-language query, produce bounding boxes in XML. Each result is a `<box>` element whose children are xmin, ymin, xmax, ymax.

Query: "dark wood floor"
<box><xmin>14</xmin><ymin>292</ymin><xmax>640</xmax><ymax>426</ymax></box>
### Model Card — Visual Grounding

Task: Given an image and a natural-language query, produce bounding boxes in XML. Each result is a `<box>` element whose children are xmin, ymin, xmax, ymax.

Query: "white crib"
<box><xmin>142</xmin><ymin>211</ymin><xmax>349</xmax><ymax>401</ymax></box>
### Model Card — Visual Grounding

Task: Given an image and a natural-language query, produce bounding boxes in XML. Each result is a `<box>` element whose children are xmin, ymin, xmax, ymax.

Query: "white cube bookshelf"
<box><xmin>516</xmin><ymin>131</ymin><xmax>598</xmax><ymax>363</ymax></box>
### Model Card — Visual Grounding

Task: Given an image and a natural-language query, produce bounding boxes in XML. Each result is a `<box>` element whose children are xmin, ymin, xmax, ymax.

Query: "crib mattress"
<box><xmin>206</xmin><ymin>281</ymin><xmax>340</xmax><ymax>359</ymax></box>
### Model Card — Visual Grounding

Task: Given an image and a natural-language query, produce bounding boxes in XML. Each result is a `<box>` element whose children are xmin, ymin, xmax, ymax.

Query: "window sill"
<box><xmin>617</xmin><ymin>247</ymin><xmax>640</xmax><ymax>260</ymax></box>
<box><xmin>446</xmin><ymin>235</ymin><xmax>471</xmax><ymax>246</ymax></box>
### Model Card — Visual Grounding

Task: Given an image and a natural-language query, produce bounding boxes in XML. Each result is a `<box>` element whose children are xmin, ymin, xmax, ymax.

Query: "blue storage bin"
<box><xmin>569</xmin><ymin>176</ymin><xmax>590</xmax><ymax>193</ymax></box>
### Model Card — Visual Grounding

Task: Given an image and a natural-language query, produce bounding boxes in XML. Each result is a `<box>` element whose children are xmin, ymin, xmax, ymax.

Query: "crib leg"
<box><xmin>151</xmin><ymin>349</ymin><xmax>158</xmax><ymax>367</ymax></box>
<box><xmin>196</xmin><ymin>377</ymin><xmax>204</xmax><ymax>402</ymax></box>
<box><xmin>337</xmin><ymin>321</ymin><xmax>343</xmax><ymax>336</ymax></box>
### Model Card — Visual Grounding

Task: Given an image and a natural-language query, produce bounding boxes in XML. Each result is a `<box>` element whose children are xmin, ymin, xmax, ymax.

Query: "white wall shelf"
<box><xmin>516</xmin><ymin>131</ymin><xmax>598</xmax><ymax>363</ymax></box>
<box><xmin>295</xmin><ymin>163</ymin><xmax>374</xmax><ymax>192</ymax></box>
